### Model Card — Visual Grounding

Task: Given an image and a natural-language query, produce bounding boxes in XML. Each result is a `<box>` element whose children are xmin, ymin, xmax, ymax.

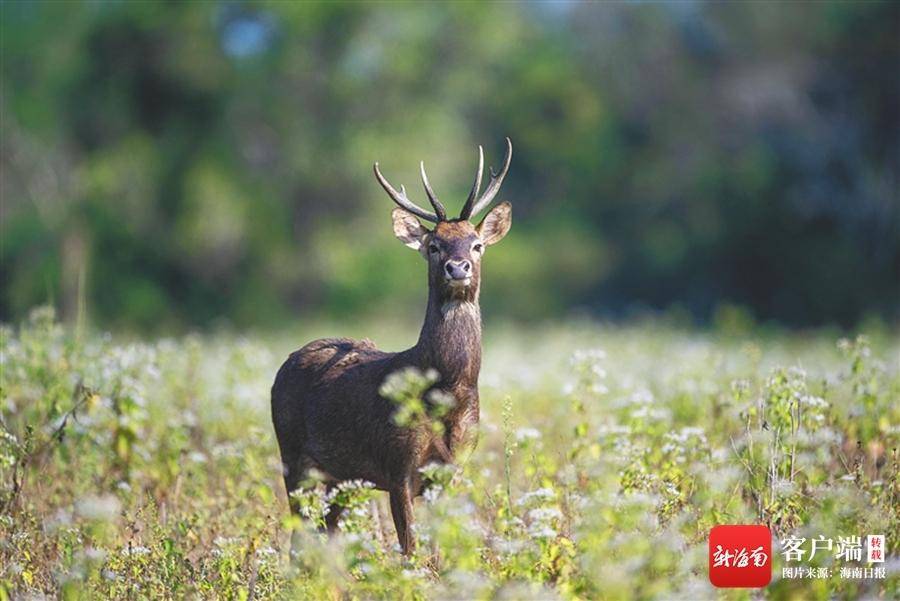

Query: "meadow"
<box><xmin>1</xmin><ymin>307</ymin><xmax>897</xmax><ymax>599</ymax></box>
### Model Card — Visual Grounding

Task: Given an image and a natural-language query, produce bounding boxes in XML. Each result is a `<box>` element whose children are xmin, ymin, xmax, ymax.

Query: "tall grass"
<box><xmin>1</xmin><ymin>307</ymin><xmax>897</xmax><ymax>599</ymax></box>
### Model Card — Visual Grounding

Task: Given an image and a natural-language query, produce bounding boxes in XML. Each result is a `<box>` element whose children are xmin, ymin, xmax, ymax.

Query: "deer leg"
<box><xmin>324</xmin><ymin>504</ymin><xmax>344</xmax><ymax>533</ymax></box>
<box><xmin>389</xmin><ymin>482</ymin><xmax>416</xmax><ymax>555</ymax></box>
<box><xmin>281</xmin><ymin>452</ymin><xmax>313</xmax><ymax>515</ymax></box>
<box><xmin>370</xmin><ymin>498</ymin><xmax>386</xmax><ymax>545</ymax></box>
<box><xmin>282</xmin><ymin>463</ymin><xmax>301</xmax><ymax>515</ymax></box>
<box><xmin>323</xmin><ymin>484</ymin><xmax>345</xmax><ymax>534</ymax></box>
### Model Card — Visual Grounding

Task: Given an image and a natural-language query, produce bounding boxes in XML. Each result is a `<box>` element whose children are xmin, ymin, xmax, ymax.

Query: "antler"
<box><xmin>459</xmin><ymin>137</ymin><xmax>511</xmax><ymax>221</ymax></box>
<box><xmin>419</xmin><ymin>162</ymin><xmax>447</xmax><ymax>221</ymax></box>
<box><xmin>458</xmin><ymin>145</ymin><xmax>484</xmax><ymax>221</ymax></box>
<box><xmin>374</xmin><ymin>138</ymin><xmax>511</xmax><ymax>223</ymax></box>
<box><xmin>373</xmin><ymin>162</ymin><xmax>442</xmax><ymax>223</ymax></box>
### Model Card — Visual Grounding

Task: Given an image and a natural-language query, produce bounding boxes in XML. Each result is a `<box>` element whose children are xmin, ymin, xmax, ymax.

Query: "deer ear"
<box><xmin>392</xmin><ymin>207</ymin><xmax>430</xmax><ymax>250</ymax></box>
<box><xmin>477</xmin><ymin>201</ymin><xmax>512</xmax><ymax>246</ymax></box>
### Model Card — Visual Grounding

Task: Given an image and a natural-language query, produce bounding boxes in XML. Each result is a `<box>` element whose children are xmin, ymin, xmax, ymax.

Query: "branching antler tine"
<box><xmin>419</xmin><ymin>161</ymin><xmax>447</xmax><ymax>221</ymax></box>
<box><xmin>459</xmin><ymin>145</ymin><xmax>484</xmax><ymax>220</ymax></box>
<box><xmin>373</xmin><ymin>162</ymin><xmax>439</xmax><ymax>223</ymax></box>
<box><xmin>467</xmin><ymin>137</ymin><xmax>512</xmax><ymax>219</ymax></box>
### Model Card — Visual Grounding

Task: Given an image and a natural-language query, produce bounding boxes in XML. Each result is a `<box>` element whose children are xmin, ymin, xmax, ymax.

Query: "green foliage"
<box><xmin>380</xmin><ymin>367</ymin><xmax>452</xmax><ymax>437</ymax></box>
<box><xmin>2</xmin><ymin>2</ymin><xmax>899</xmax><ymax>331</ymax></box>
<box><xmin>2</xmin><ymin>310</ymin><xmax>898</xmax><ymax>598</ymax></box>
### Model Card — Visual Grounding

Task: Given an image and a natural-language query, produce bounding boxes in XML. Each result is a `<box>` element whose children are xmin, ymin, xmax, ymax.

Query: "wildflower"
<box><xmin>597</xmin><ymin>423</ymin><xmax>631</xmax><ymax>438</ymax></box>
<box><xmin>591</xmin><ymin>382</ymin><xmax>609</xmax><ymax>394</ymax></box>
<box><xmin>517</xmin><ymin>487</ymin><xmax>557</xmax><ymax>507</ymax></box>
<box><xmin>493</xmin><ymin>538</ymin><xmax>525</xmax><ymax>555</ymax></box>
<box><xmin>731</xmin><ymin>379</ymin><xmax>751</xmax><ymax>395</ymax></box>
<box><xmin>427</xmin><ymin>388</ymin><xmax>456</xmax><ymax>411</ymax></box>
<box><xmin>44</xmin><ymin>508</ymin><xmax>72</xmax><ymax>533</ymax></box>
<box><xmin>571</xmin><ymin>348</ymin><xmax>607</xmax><ymax>364</ymax></box>
<box><xmin>527</xmin><ymin>523</ymin><xmax>558</xmax><ymax>539</ymax></box>
<box><xmin>800</xmin><ymin>394</ymin><xmax>828</xmax><ymax>409</ymax></box>
<box><xmin>378</xmin><ymin>367</ymin><xmax>439</xmax><ymax>400</ymax></box>
<box><xmin>75</xmin><ymin>494</ymin><xmax>121</xmax><ymax>521</ymax></box>
<box><xmin>423</xmin><ymin>485</ymin><xmax>443</xmax><ymax>504</ymax></box>
<box><xmin>630</xmin><ymin>405</ymin><xmax>670</xmax><ymax>421</ymax></box>
<box><xmin>81</xmin><ymin>547</ymin><xmax>107</xmax><ymax>563</ymax></box>
<box><xmin>213</xmin><ymin>536</ymin><xmax>241</xmax><ymax>547</ymax></box>
<box><xmin>527</xmin><ymin>507</ymin><xmax>562</xmax><ymax>523</ymax></box>
<box><xmin>188</xmin><ymin>451</ymin><xmax>208</xmax><ymax>463</ymax></box>
<box><xmin>787</xmin><ymin>366</ymin><xmax>807</xmax><ymax>380</ymax></box>
<box><xmin>514</xmin><ymin>427</ymin><xmax>541</xmax><ymax>442</ymax></box>
<box><xmin>419</xmin><ymin>462</ymin><xmax>456</xmax><ymax>487</ymax></box>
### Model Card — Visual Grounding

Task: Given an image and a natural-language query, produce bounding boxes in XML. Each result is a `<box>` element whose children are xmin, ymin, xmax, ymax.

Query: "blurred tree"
<box><xmin>1</xmin><ymin>0</ymin><xmax>897</xmax><ymax>331</ymax></box>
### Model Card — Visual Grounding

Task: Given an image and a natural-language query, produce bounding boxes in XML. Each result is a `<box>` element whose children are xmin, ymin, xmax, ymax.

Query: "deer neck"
<box><xmin>414</xmin><ymin>286</ymin><xmax>482</xmax><ymax>391</ymax></box>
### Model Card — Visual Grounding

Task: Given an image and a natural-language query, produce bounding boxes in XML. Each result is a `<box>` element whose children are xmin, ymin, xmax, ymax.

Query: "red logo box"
<box><xmin>709</xmin><ymin>525</ymin><xmax>772</xmax><ymax>588</ymax></box>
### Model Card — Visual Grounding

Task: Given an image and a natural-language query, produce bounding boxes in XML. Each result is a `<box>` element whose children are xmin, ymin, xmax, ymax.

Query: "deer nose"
<box><xmin>444</xmin><ymin>259</ymin><xmax>471</xmax><ymax>280</ymax></box>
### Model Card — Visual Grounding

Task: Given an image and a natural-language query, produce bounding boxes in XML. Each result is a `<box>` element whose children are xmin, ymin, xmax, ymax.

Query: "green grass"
<box><xmin>1</xmin><ymin>307</ymin><xmax>898</xmax><ymax>599</ymax></box>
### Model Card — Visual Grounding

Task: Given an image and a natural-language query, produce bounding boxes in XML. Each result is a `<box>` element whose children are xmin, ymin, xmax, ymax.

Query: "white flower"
<box><xmin>75</xmin><ymin>495</ymin><xmax>120</xmax><ymax>521</ymax></box>
<box><xmin>213</xmin><ymin>536</ymin><xmax>240</xmax><ymax>547</ymax></box>
<box><xmin>517</xmin><ymin>488</ymin><xmax>557</xmax><ymax>507</ymax></box>
<box><xmin>571</xmin><ymin>348</ymin><xmax>607</xmax><ymax>364</ymax></box>
<box><xmin>493</xmin><ymin>538</ymin><xmax>525</xmax><ymax>555</ymax></box>
<box><xmin>82</xmin><ymin>547</ymin><xmax>107</xmax><ymax>562</ymax></box>
<box><xmin>44</xmin><ymin>508</ymin><xmax>72</xmax><ymax>532</ymax></box>
<box><xmin>527</xmin><ymin>523</ymin><xmax>558</xmax><ymax>539</ymax></box>
<box><xmin>528</xmin><ymin>507</ymin><xmax>562</xmax><ymax>523</ymax></box>
<box><xmin>188</xmin><ymin>451</ymin><xmax>207</xmax><ymax>463</ymax></box>
<box><xmin>515</xmin><ymin>427</ymin><xmax>541</xmax><ymax>442</ymax></box>
<box><xmin>787</xmin><ymin>366</ymin><xmax>807</xmax><ymax>380</ymax></box>
<box><xmin>630</xmin><ymin>406</ymin><xmax>670</xmax><ymax>421</ymax></box>
<box><xmin>800</xmin><ymin>395</ymin><xmax>828</xmax><ymax>409</ymax></box>
<box><xmin>423</xmin><ymin>485</ymin><xmax>443</xmax><ymax>504</ymax></box>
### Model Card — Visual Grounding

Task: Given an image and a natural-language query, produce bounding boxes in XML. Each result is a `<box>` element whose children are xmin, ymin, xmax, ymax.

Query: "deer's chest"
<box><xmin>444</xmin><ymin>384</ymin><xmax>479</xmax><ymax>451</ymax></box>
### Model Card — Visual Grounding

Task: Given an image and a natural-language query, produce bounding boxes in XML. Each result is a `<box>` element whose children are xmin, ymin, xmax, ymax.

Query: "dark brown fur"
<box><xmin>272</xmin><ymin>152</ymin><xmax>512</xmax><ymax>554</ymax></box>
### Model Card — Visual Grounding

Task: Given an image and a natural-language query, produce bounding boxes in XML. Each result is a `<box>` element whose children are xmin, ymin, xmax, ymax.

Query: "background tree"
<box><xmin>2</xmin><ymin>0</ymin><xmax>897</xmax><ymax>331</ymax></box>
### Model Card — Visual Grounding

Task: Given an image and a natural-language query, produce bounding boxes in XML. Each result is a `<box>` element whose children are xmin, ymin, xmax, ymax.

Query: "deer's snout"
<box><xmin>444</xmin><ymin>259</ymin><xmax>471</xmax><ymax>281</ymax></box>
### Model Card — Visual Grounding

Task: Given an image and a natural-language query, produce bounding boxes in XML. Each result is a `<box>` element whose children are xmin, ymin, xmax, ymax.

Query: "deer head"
<box><xmin>374</xmin><ymin>138</ymin><xmax>513</xmax><ymax>302</ymax></box>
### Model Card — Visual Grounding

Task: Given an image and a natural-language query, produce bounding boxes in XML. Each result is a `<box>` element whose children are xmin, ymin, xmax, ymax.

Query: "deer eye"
<box><xmin>472</xmin><ymin>243</ymin><xmax>484</xmax><ymax>254</ymax></box>
<box><xmin>428</xmin><ymin>243</ymin><xmax>440</xmax><ymax>255</ymax></box>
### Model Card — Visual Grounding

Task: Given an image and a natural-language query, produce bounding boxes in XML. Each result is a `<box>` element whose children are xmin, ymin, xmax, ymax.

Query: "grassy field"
<box><xmin>1</xmin><ymin>307</ymin><xmax>898</xmax><ymax>599</ymax></box>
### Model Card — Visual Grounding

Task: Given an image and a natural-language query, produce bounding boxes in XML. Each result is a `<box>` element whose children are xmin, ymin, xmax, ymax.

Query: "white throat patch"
<box><xmin>441</xmin><ymin>300</ymin><xmax>479</xmax><ymax>320</ymax></box>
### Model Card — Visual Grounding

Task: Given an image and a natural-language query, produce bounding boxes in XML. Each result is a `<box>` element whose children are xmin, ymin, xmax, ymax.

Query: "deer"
<box><xmin>270</xmin><ymin>139</ymin><xmax>513</xmax><ymax>554</ymax></box>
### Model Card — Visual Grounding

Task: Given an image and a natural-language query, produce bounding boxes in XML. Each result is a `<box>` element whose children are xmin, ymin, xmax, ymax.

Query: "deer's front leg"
<box><xmin>389</xmin><ymin>482</ymin><xmax>416</xmax><ymax>555</ymax></box>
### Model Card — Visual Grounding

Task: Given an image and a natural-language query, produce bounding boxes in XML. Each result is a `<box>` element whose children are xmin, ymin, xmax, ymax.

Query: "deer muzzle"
<box><xmin>444</xmin><ymin>259</ymin><xmax>472</xmax><ymax>286</ymax></box>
